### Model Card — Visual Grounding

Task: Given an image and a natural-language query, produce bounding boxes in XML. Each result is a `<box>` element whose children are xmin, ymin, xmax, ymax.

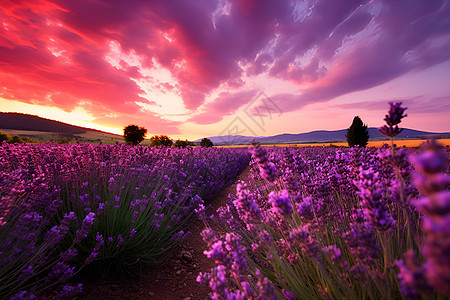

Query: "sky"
<box><xmin>1</xmin><ymin>0</ymin><xmax>450</xmax><ymax>140</ymax></box>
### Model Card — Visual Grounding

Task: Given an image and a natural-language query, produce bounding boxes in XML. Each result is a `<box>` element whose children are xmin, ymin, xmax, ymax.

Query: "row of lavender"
<box><xmin>0</xmin><ymin>143</ymin><xmax>250</xmax><ymax>299</ymax></box>
<box><xmin>199</xmin><ymin>104</ymin><xmax>449</xmax><ymax>299</ymax></box>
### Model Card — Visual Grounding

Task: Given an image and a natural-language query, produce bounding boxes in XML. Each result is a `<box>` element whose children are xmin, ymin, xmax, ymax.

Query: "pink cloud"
<box><xmin>189</xmin><ymin>89</ymin><xmax>258</xmax><ymax>124</ymax></box>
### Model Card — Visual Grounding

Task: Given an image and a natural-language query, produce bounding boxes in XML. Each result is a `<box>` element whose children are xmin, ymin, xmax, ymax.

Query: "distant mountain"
<box><xmin>0</xmin><ymin>112</ymin><xmax>115</xmax><ymax>136</ymax></box>
<box><xmin>198</xmin><ymin>128</ymin><xmax>450</xmax><ymax>145</ymax></box>
<box><xmin>256</xmin><ymin>128</ymin><xmax>446</xmax><ymax>143</ymax></box>
<box><xmin>194</xmin><ymin>135</ymin><xmax>258</xmax><ymax>145</ymax></box>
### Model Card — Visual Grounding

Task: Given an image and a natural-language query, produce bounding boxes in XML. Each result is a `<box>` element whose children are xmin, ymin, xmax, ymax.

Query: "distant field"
<box><xmin>218</xmin><ymin>138</ymin><xmax>450</xmax><ymax>148</ymax></box>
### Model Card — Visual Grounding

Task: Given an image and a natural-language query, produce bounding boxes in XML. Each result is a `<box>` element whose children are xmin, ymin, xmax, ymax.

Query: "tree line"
<box><xmin>0</xmin><ymin>131</ymin><xmax>38</xmax><ymax>144</ymax></box>
<box><xmin>123</xmin><ymin>124</ymin><xmax>213</xmax><ymax>147</ymax></box>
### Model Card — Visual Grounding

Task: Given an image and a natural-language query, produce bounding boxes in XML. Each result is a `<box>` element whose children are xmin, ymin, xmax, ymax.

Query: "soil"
<box><xmin>81</xmin><ymin>165</ymin><xmax>252</xmax><ymax>300</ymax></box>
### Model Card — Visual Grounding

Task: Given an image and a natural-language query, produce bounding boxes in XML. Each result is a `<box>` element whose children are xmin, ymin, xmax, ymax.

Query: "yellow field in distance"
<box><xmin>218</xmin><ymin>139</ymin><xmax>450</xmax><ymax>148</ymax></box>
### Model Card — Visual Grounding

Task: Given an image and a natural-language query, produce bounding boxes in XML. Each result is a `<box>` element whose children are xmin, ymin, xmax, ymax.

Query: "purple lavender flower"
<box><xmin>260</xmin><ymin>162</ymin><xmax>277</xmax><ymax>182</ymax></box>
<box><xmin>250</xmin><ymin>142</ymin><xmax>277</xmax><ymax>182</ymax></box>
<box><xmin>384</xmin><ymin>102</ymin><xmax>408</xmax><ymax>126</ymax></box>
<box><xmin>343</xmin><ymin>223</ymin><xmax>380</xmax><ymax>265</ymax></box>
<box><xmin>44</xmin><ymin>212</ymin><xmax>75</xmax><ymax>247</ymax></box>
<box><xmin>171</xmin><ymin>230</ymin><xmax>186</xmax><ymax>241</ymax></box>
<box><xmin>74</xmin><ymin>212</ymin><xmax>95</xmax><ymax>243</ymax></box>
<box><xmin>224</xmin><ymin>291</ymin><xmax>246</xmax><ymax>300</ymax></box>
<box><xmin>18</xmin><ymin>266</ymin><xmax>34</xmax><ymax>280</ymax></box>
<box><xmin>269</xmin><ymin>189</ymin><xmax>293</xmax><ymax>216</ymax></box>
<box><xmin>95</xmin><ymin>232</ymin><xmax>104</xmax><ymax>246</ymax></box>
<box><xmin>396</xmin><ymin>251</ymin><xmax>431</xmax><ymax>299</ymax></box>
<box><xmin>96</xmin><ymin>202</ymin><xmax>105</xmax><ymax>215</ymax></box>
<box><xmin>241</xmin><ymin>281</ymin><xmax>254</xmax><ymax>298</ymax></box>
<box><xmin>204</xmin><ymin>241</ymin><xmax>229</xmax><ymax>265</ymax></box>
<box><xmin>225</xmin><ymin>233</ymin><xmax>247</xmax><ymax>276</ymax></box>
<box><xmin>60</xmin><ymin>248</ymin><xmax>78</xmax><ymax>262</ymax></box>
<box><xmin>322</xmin><ymin>245</ymin><xmax>350</xmax><ymax>276</ymax></box>
<box><xmin>350</xmin><ymin>263</ymin><xmax>370</xmax><ymax>287</ymax></box>
<box><xmin>10</xmin><ymin>291</ymin><xmax>36</xmax><ymax>300</ymax></box>
<box><xmin>194</xmin><ymin>203</ymin><xmax>206</xmax><ymax>221</ymax></box>
<box><xmin>289</xmin><ymin>226</ymin><xmax>310</xmax><ymax>244</ymax></box>
<box><xmin>85</xmin><ymin>249</ymin><xmax>99</xmax><ymax>264</ymax></box>
<box><xmin>255</xmin><ymin>269</ymin><xmax>279</xmax><ymax>300</ymax></box>
<box><xmin>411</xmin><ymin>139</ymin><xmax>448</xmax><ymax>175</ymax></box>
<box><xmin>233</xmin><ymin>183</ymin><xmax>262</xmax><ymax>224</ymax></box>
<box><xmin>117</xmin><ymin>234</ymin><xmax>124</xmax><ymax>246</ymax></box>
<box><xmin>295</xmin><ymin>196</ymin><xmax>315</xmax><ymax>220</ymax></box>
<box><xmin>217</xmin><ymin>204</ymin><xmax>243</xmax><ymax>231</ymax></box>
<box><xmin>210</xmin><ymin>265</ymin><xmax>227</xmax><ymax>299</ymax></box>
<box><xmin>378</xmin><ymin>102</ymin><xmax>407</xmax><ymax>138</ymax></box>
<box><xmin>48</xmin><ymin>261</ymin><xmax>75</xmax><ymax>283</ymax></box>
<box><xmin>354</xmin><ymin>167</ymin><xmax>396</xmax><ymax>231</ymax></box>
<box><xmin>201</xmin><ymin>228</ymin><xmax>218</xmax><ymax>246</ymax></box>
<box><xmin>282</xmin><ymin>289</ymin><xmax>297</xmax><ymax>300</ymax></box>
<box><xmin>410</xmin><ymin>140</ymin><xmax>450</xmax><ymax>295</ymax></box>
<box><xmin>53</xmin><ymin>284</ymin><xmax>83</xmax><ymax>300</ymax></box>
<box><xmin>196</xmin><ymin>271</ymin><xmax>212</xmax><ymax>286</ymax></box>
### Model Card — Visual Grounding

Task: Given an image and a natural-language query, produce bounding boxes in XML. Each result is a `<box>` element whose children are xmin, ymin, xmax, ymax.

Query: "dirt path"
<box><xmin>82</xmin><ymin>164</ymin><xmax>252</xmax><ymax>300</ymax></box>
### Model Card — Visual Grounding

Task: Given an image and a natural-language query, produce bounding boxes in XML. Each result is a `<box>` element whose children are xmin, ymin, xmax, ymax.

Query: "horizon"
<box><xmin>1</xmin><ymin>111</ymin><xmax>448</xmax><ymax>142</ymax></box>
<box><xmin>1</xmin><ymin>1</ymin><xmax>450</xmax><ymax>140</ymax></box>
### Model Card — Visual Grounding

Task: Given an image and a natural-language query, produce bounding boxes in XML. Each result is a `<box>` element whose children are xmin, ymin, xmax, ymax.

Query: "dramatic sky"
<box><xmin>1</xmin><ymin>0</ymin><xmax>450</xmax><ymax>140</ymax></box>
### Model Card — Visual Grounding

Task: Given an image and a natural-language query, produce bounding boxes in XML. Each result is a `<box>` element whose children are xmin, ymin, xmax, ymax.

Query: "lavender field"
<box><xmin>1</xmin><ymin>103</ymin><xmax>449</xmax><ymax>300</ymax></box>
<box><xmin>0</xmin><ymin>143</ymin><xmax>250</xmax><ymax>299</ymax></box>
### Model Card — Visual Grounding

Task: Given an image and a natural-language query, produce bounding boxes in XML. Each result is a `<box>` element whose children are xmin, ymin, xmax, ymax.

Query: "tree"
<box><xmin>10</xmin><ymin>135</ymin><xmax>23</xmax><ymax>143</ymax></box>
<box><xmin>346</xmin><ymin>116</ymin><xmax>369</xmax><ymax>147</ymax></box>
<box><xmin>123</xmin><ymin>125</ymin><xmax>147</xmax><ymax>146</ymax></box>
<box><xmin>200</xmin><ymin>138</ymin><xmax>213</xmax><ymax>147</ymax></box>
<box><xmin>174</xmin><ymin>139</ymin><xmax>189</xmax><ymax>148</ymax></box>
<box><xmin>150</xmin><ymin>135</ymin><xmax>173</xmax><ymax>147</ymax></box>
<box><xmin>0</xmin><ymin>131</ymin><xmax>11</xmax><ymax>143</ymax></box>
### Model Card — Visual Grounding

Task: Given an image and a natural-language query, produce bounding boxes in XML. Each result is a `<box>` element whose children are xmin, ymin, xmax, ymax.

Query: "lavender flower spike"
<box><xmin>269</xmin><ymin>189</ymin><xmax>293</xmax><ymax>216</ymax></box>
<box><xmin>378</xmin><ymin>102</ymin><xmax>407</xmax><ymax>138</ymax></box>
<box><xmin>74</xmin><ymin>212</ymin><xmax>95</xmax><ymax>244</ymax></box>
<box><xmin>233</xmin><ymin>183</ymin><xmax>262</xmax><ymax>224</ymax></box>
<box><xmin>411</xmin><ymin>140</ymin><xmax>450</xmax><ymax>295</ymax></box>
<box><xmin>354</xmin><ymin>167</ymin><xmax>396</xmax><ymax>231</ymax></box>
<box><xmin>250</xmin><ymin>141</ymin><xmax>277</xmax><ymax>182</ymax></box>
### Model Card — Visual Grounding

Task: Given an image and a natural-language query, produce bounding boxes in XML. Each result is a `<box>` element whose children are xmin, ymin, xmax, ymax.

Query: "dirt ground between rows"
<box><xmin>81</xmin><ymin>164</ymin><xmax>252</xmax><ymax>300</ymax></box>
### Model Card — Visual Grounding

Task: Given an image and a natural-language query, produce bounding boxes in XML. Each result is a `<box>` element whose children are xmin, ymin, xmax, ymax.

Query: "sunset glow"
<box><xmin>1</xmin><ymin>0</ymin><xmax>449</xmax><ymax>140</ymax></box>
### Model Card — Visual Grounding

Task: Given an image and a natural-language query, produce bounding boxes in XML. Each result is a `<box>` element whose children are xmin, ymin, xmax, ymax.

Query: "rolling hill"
<box><xmin>0</xmin><ymin>112</ymin><xmax>125</xmax><ymax>144</ymax></box>
<box><xmin>1</xmin><ymin>112</ymin><xmax>101</xmax><ymax>134</ymax></box>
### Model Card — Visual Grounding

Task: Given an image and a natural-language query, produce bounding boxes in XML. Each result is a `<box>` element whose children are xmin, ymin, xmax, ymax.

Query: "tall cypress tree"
<box><xmin>346</xmin><ymin>116</ymin><xmax>369</xmax><ymax>147</ymax></box>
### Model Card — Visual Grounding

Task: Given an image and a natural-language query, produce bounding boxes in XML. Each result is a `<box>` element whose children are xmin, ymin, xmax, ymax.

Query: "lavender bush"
<box><xmin>199</xmin><ymin>103</ymin><xmax>449</xmax><ymax>299</ymax></box>
<box><xmin>0</xmin><ymin>143</ymin><xmax>250</xmax><ymax>298</ymax></box>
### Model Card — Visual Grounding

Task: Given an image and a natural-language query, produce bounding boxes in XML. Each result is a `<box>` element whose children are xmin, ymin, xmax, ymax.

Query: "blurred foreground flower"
<box><xmin>411</xmin><ymin>140</ymin><xmax>450</xmax><ymax>295</ymax></box>
<box><xmin>396</xmin><ymin>139</ymin><xmax>450</xmax><ymax>297</ymax></box>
